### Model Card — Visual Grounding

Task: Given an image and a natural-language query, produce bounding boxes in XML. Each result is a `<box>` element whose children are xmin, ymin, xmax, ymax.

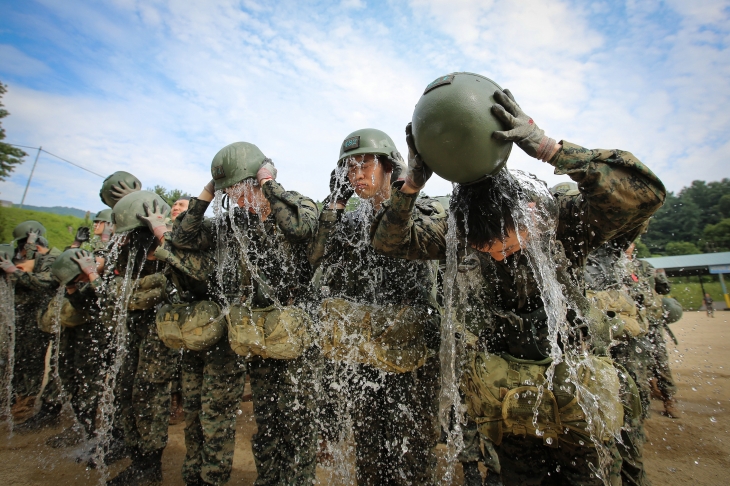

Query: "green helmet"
<box><xmin>549</xmin><ymin>181</ymin><xmax>579</xmax><ymax>197</ymax></box>
<box><xmin>12</xmin><ymin>220</ymin><xmax>47</xmax><ymax>242</ymax></box>
<box><xmin>111</xmin><ymin>190</ymin><xmax>170</xmax><ymax>233</ymax></box>
<box><xmin>100</xmin><ymin>171</ymin><xmax>142</xmax><ymax>208</ymax></box>
<box><xmin>411</xmin><ymin>72</ymin><xmax>513</xmax><ymax>184</ymax></box>
<box><xmin>51</xmin><ymin>248</ymin><xmax>86</xmax><ymax>286</ymax></box>
<box><xmin>662</xmin><ymin>297</ymin><xmax>683</xmax><ymax>324</ymax></box>
<box><xmin>93</xmin><ymin>209</ymin><xmax>113</xmax><ymax>224</ymax></box>
<box><xmin>0</xmin><ymin>243</ymin><xmax>14</xmax><ymax>261</ymax></box>
<box><xmin>338</xmin><ymin>128</ymin><xmax>405</xmax><ymax>184</ymax></box>
<box><xmin>211</xmin><ymin>142</ymin><xmax>268</xmax><ymax>191</ymax></box>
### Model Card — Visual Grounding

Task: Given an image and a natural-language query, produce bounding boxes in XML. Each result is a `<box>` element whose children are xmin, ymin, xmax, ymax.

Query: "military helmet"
<box><xmin>210</xmin><ymin>142</ymin><xmax>268</xmax><ymax>191</ymax></box>
<box><xmin>0</xmin><ymin>243</ymin><xmax>14</xmax><ymax>260</ymax></box>
<box><xmin>12</xmin><ymin>220</ymin><xmax>47</xmax><ymax>242</ymax></box>
<box><xmin>549</xmin><ymin>181</ymin><xmax>579</xmax><ymax>197</ymax></box>
<box><xmin>93</xmin><ymin>208</ymin><xmax>113</xmax><ymax>224</ymax></box>
<box><xmin>51</xmin><ymin>248</ymin><xmax>86</xmax><ymax>286</ymax></box>
<box><xmin>411</xmin><ymin>72</ymin><xmax>513</xmax><ymax>184</ymax></box>
<box><xmin>100</xmin><ymin>171</ymin><xmax>142</xmax><ymax>208</ymax></box>
<box><xmin>112</xmin><ymin>190</ymin><xmax>170</xmax><ymax>233</ymax></box>
<box><xmin>662</xmin><ymin>297</ymin><xmax>683</xmax><ymax>324</ymax></box>
<box><xmin>338</xmin><ymin>128</ymin><xmax>403</xmax><ymax>165</ymax></box>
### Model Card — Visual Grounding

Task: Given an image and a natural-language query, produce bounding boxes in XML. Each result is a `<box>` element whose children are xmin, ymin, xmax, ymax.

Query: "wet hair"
<box><xmin>451</xmin><ymin>171</ymin><xmax>523</xmax><ymax>249</ymax></box>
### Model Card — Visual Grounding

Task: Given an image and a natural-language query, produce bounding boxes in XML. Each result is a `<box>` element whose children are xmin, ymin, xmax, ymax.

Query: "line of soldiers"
<box><xmin>0</xmin><ymin>74</ymin><xmax>682</xmax><ymax>486</ymax></box>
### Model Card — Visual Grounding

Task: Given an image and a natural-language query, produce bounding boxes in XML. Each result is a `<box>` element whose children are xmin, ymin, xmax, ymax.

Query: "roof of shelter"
<box><xmin>642</xmin><ymin>252</ymin><xmax>730</xmax><ymax>273</ymax></box>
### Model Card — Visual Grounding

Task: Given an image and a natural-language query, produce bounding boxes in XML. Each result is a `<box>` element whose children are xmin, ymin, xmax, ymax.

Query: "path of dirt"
<box><xmin>0</xmin><ymin>311</ymin><xmax>727</xmax><ymax>485</ymax></box>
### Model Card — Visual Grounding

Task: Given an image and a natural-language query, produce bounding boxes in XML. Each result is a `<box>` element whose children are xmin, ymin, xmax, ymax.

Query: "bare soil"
<box><xmin>1</xmin><ymin>311</ymin><xmax>728</xmax><ymax>485</ymax></box>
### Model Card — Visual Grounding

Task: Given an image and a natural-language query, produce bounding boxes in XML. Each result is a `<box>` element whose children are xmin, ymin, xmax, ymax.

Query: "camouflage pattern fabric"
<box><xmin>181</xmin><ymin>342</ymin><xmax>246</xmax><ymax>485</ymax></box>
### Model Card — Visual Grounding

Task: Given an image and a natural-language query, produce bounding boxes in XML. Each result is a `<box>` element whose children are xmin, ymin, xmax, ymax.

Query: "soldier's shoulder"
<box><xmin>415</xmin><ymin>196</ymin><xmax>448</xmax><ymax>220</ymax></box>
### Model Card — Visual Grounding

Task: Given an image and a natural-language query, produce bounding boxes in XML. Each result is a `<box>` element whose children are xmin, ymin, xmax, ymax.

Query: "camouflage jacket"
<box><xmin>11</xmin><ymin>247</ymin><xmax>62</xmax><ymax>306</ymax></box>
<box><xmin>371</xmin><ymin>141</ymin><xmax>666</xmax><ymax>357</ymax></box>
<box><xmin>625</xmin><ymin>258</ymin><xmax>670</xmax><ymax>321</ymax></box>
<box><xmin>171</xmin><ymin>180</ymin><xmax>318</xmax><ymax>308</ymax></box>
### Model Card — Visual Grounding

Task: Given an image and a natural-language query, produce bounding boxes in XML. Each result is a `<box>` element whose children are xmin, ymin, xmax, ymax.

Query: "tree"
<box><xmin>150</xmin><ymin>185</ymin><xmax>191</xmax><ymax>206</ymax></box>
<box><xmin>664</xmin><ymin>241</ymin><xmax>701</xmax><ymax>256</ymax></box>
<box><xmin>703</xmin><ymin>218</ymin><xmax>730</xmax><ymax>253</ymax></box>
<box><xmin>0</xmin><ymin>82</ymin><xmax>27</xmax><ymax>181</ymax></box>
<box><xmin>633</xmin><ymin>238</ymin><xmax>652</xmax><ymax>258</ymax></box>
<box><xmin>642</xmin><ymin>192</ymin><xmax>701</xmax><ymax>253</ymax></box>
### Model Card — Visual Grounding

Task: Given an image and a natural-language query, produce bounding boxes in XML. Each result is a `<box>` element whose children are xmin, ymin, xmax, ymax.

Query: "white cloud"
<box><xmin>0</xmin><ymin>45</ymin><xmax>50</xmax><ymax>77</ymax></box>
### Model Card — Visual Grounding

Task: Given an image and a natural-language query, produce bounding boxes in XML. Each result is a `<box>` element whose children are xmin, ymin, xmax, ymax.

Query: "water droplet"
<box><xmin>710</xmin><ymin>417</ymin><xmax>717</xmax><ymax>423</ymax></box>
<box><xmin>546</xmin><ymin>437</ymin><xmax>553</xmax><ymax>445</ymax></box>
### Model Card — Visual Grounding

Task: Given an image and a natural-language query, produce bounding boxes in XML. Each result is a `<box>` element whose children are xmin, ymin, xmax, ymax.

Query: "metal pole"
<box><xmin>19</xmin><ymin>146</ymin><xmax>41</xmax><ymax>208</ymax></box>
<box><xmin>699</xmin><ymin>273</ymin><xmax>707</xmax><ymax>310</ymax></box>
<box><xmin>719</xmin><ymin>273</ymin><xmax>730</xmax><ymax>309</ymax></box>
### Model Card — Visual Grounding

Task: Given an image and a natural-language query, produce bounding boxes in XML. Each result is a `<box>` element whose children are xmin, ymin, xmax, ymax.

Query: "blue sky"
<box><xmin>1</xmin><ymin>0</ymin><xmax>729</xmax><ymax>213</ymax></box>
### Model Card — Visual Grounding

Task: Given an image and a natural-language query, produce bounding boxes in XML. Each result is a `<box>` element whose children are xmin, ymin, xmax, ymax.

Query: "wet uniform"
<box><xmin>173</xmin><ymin>180</ymin><xmax>319</xmax><ymax>486</ymax></box>
<box><xmin>370</xmin><ymin>142</ymin><xmax>666</xmax><ymax>485</ymax></box>
<box><xmin>310</xmin><ymin>202</ymin><xmax>442</xmax><ymax>485</ymax></box>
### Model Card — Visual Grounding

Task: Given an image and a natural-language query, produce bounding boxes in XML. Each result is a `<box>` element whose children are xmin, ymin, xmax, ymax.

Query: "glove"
<box><xmin>324</xmin><ymin>168</ymin><xmax>354</xmax><ymax>208</ymax></box>
<box><xmin>71</xmin><ymin>250</ymin><xmax>98</xmax><ymax>277</ymax></box>
<box><xmin>0</xmin><ymin>257</ymin><xmax>18</xmax><ymax>274</ymax></box>
<box><xmin>137</xmin><ymin>200</ymin><xmax>169</xmax><ymax>241</ymax></box>
<box><xmin>491</xmin><ymin>89</ymin><xmax>558</xmax><ymax>161</ymax></box>
<box><xmin>110</xmin><ymin>180</ymin><xmax>141</xmax><ymax>201</ymax></box>
<box><xmin>256</xmin><ymin>159</ymin><xmax>277</xmax><ymax>185</ymax></box>
<box><xmin>404</xmin><ymin>122</ymin><xmax>433</xmax><ymax>191</ymax></box>
<box><xmin>75</xmin><ymin>226</ymin><xmax>90</xmax><ymax>243</ymax></box>
<box><xmin>26</xmin><ymin>230</ymin><xmax>39</xmax><ymax>246</ymax></box>
<box><xmin>203</xmin><ymin>179</ymin><xmax>216</xmax><ymax>196</ymax></box>
<box><xmin>153</xmin><ymin>246</ymin><xmax>172</xmax><ymax>262</ymax></box>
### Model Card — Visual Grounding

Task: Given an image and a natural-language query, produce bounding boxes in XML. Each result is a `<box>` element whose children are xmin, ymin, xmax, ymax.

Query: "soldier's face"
<box><xmin>171</xmin><ymin>199</ymin><xmax>189</xmax><ymax>220</ymax></box>
<box><xmin>347</xmin><ymin>154</ymin><xmax>389</xmax><ymax>200</ymax></box>
<box><xmin>473</xmin><ymin>229</ymin><xmax>528</xmax><ymax>262</ymax></box>
<box><xmin>227</xmin><ymin>181</ymin><xmax>270</xmax><ymax>215</ymax></box>
<box><xmin>93</xmin><ymin>221</ymin><xmax>105</xmax><ymax>236</ymax></box>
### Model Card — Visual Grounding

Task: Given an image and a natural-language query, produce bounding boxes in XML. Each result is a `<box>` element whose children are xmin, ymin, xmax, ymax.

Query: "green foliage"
<box><xmin>703</xmin><ymin>218</ymin><xmax>730</xmax><ymax>253</ymax></box>
<box><xmin>633</xmin><ymin>238</ymin><xmax>652</xmax><ymax>258</ymax></box>
<box><xmin>664</xmin><ymin>241</ymin><xmax>701</xmax><ymax>256</ymax></box>
<box><xmin>150</xmin><ymin>185</ymin><xmax>191</xmax><ymax>206</ymax></box>
<box><xmin>718</xmin><ymin>194</ymin><xmax>730</xmax><ymax>219</ymax></box>
<box><xmin>0</xmin><ymin>82</ymin><xmax>27</xmax><ymax>181</ymax></box>
<box><xmin>0</xmin><ymin>206</ymin><xmax>90</xmax><ymax>250</ymax></box>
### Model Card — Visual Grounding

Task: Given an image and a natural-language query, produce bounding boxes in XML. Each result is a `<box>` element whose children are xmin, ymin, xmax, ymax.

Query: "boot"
<box><xmin>663</xmin><ymin>398</ymin><xmax>680</xmax><ymax>418</ymax></box>
<box><xmin>107</xmin><ymin>448</ymin><xmax>163</xmax><ymax>486</ymax></box>
<box><xmin>14</xmin><ymin>402</ymin><xmax>61</xmax><ymax>432</ymax></box>
<box><xmin>46</xmin><ymin>424</ymin><xmax>84</xmax><ymax>448</ymax></box>
<box><xmin>169</xmin><ymin>392</ymin><xmax>184</xmax><ymax>426</ymax></box>
<box><xmin>484</xmin><ymin>470</ymin><xmax>504</xmax><ymax>486</ymax></box>
<box><xmin>462</xmin><ymin>461</ymin><xmax>483</xmax><ymax>486</ymax></box>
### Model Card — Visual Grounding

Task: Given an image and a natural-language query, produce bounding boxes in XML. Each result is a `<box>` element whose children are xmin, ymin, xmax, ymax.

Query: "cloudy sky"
<box><xmin>1</xmin><ymin>0</ymin><xmax>729</xmax><ymax>214</ymax></box>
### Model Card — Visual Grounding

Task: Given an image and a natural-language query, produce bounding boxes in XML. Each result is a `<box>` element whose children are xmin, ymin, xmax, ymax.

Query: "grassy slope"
<box><xmin>0</xmin><ymin>206</ymin><xmax>91</xmax><ymax>251</ymax></box>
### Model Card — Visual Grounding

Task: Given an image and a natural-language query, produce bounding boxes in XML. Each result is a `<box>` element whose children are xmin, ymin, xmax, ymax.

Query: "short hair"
<box><xmin>451</xmin><ymin>171</ymin><xmax>523</xmax><ymax>249</ymax></box>
<box><xmin>175</xmin><ymin>196</ymin><xmax>191</xmax><ymax>202</ymax></box>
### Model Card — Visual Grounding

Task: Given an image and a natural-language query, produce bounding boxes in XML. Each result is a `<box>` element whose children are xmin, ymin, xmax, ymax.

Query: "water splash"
<box><xmin>0</xmin><ymin>276</ymin><xmax>15</xmax><ymax>435</ymax></box>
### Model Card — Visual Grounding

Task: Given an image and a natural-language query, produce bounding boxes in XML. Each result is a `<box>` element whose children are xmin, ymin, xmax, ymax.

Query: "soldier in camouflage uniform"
<box><xmin>0</xmin><ymin>221</ymin><xmax>62</xmax><ymax>430</ymax></box>
<box><xmin>172</xmin><ymin>142</ymin><xmax>319</xmax><ymax>486</ymax></box>
<box><xmin>624</xmin><ymin>244</ymin><xmax>677</xmax><ymax>418</ymax></box>
<box><xmin>370</xmin><ymin>88</ymin><xmax>666</xmax><ymax>485</ymax></box>
<box><xmin>309</xmin><ymin>128</ymin><xmax>441</xmax><ymax>485</ymax></box>
<box><xmin>106</xmin><ymin>191</ymin><xmax>180</xmax><ymax>486</ymax></box>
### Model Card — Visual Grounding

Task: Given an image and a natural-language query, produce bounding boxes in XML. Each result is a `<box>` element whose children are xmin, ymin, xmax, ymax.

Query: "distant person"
<box><xmin>704</xmin><ymin>293</ymin><xmax>714</xmax><ymax>318</ymax></box>
<box><xmin>170</xmin><ymin>196</ymin><xmax>190</xmax><ymax>221</ymax></box>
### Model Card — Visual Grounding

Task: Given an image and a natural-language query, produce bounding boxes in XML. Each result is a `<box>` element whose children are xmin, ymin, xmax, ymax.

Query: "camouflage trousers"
<box><xmin>12</xmin><ymin>302</ymin><xmax>53</xmax><ymax>399</ymax></box>
<box><xmin>116</xmin><ymin>309</ymin><xmax>180</xmax><ymax>454</ymax></box>
<box><xmin>348</xmin><ymin>357</ymin><xmax>440</xmax><ymax>486</ymax></box>
<box><xmin>58</xmin><ymin>322</ymin><xmax>108</xmax><ymax>438</ymax></box>
<box><xmin>248</xmin><ymin>348</ymin><xmax>319</xmax><ymax>486</ymax></box>
<box><xmin>612</xmin><ymin>338</ymin><xmax>653</xmax><ymax>418</ymax></box>
<box><xmin>496</xmin><ymin>435</ymin><xmax>622</xmax><ymax>486</ymax></box>
<box><xmin>181</xmin><ymin>339</ymin><xmax>246</xmax><ymax>485</ymax></box>
<box><xmin>648</xmin><ymin>323</ymin><xmax>677</xmax><ymax>399</ymax></box>
<box><xmin>459</xmin><ymin>416</ymin><xmax>501</xmax><ymax>474</ymax></box>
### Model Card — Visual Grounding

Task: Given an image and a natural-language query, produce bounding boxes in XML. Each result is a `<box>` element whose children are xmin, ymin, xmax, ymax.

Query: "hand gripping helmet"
<box><xmin>549</xmin><ymin>181</ymin><xmax>579</xmax><ymax>197</ymax></box>
<box><xmin>51</xmin><ymin>248</ymin><xmax>86</xmax><ymax>286</ymax></box>
<box><xmin>662</xmin><ymin>297</ymin><xmax>683</xmax><ymax>324</ymax></box>
<box><xmin>99</xmin><ymin>171</ymin><xmax>142</xmax><ymax>208</ymax></box>
<box><xmin>111</xmin><ymin>190</ymin><xmax>170</xmax><ymax>233</ymax></box>
<box><xmin>12</xmin><ymin>220</ymin><xmax>47</xmax><ymax>242</ymax></box>
<box><xmin>338</xmin><ymin>128</ymin><xmax>405</xmax><ymax>184</ymax></box>
<box><xmin>411</xmin><ymin>72</ymin><xmax>513</xmax><ymax>184</ymax></box>
<box><xmin>93</xmin><ymin>209</ymin><xmax>114</xmax><ymax>224</ymax></box>
<box><xmin>0</xmin><ymin>243</ymin><xmax>14</xmax><ymax>261</ymax></box>
<box><xmin>211</xmin><ymin>142</ymin><xmax>269</xmax><ymax>191</ymax></box>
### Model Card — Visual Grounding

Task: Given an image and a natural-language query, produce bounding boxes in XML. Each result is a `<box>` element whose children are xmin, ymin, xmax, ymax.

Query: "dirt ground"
<box><xmin>1</xmin><ymin>311</ymin><xmax>728</xmax><ymax>485</ymax></box>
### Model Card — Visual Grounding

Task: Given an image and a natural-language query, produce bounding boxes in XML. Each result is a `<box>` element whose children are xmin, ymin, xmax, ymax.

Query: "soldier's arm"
<box><xmin>154</xmin><ymin>242</ymin><xmax>213</xmax><ymax>282</ymax></box>
<box><xmin>308</xmin><ymin>208</ymin><xmax>341</xmax><ymax>269</ymax></box>
<box><xmin>13</xmin><ymin>268</ymin><xmax>58</xmax><ymax>292</ymax></box>
<box><xmin>261</xmin><ymin>180</ymin><xmax>319</xmax><ymax>243</ymax></box>
<box><xmin>370</xmin><ymin>182</ymin><xmax>448</xmax><ymax>261</ymax></box>
<box><xmin>170</xmin><ymin>197</ymin><xmax>214</xmax><ymax>250</ymax></box>
<box><xmin>652</xmin><ymin>265</ymin><xmax>671</xmax><ymax>295</ymax></box>
<box><xmin>552</xmin><ymin>142</ymin><xmax>666</xmax><ymax>255</ymax></box>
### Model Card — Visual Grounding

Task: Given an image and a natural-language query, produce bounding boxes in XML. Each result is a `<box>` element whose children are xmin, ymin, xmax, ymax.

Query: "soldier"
<box><xmin>0</xmin><ymin>221</ymin><xmax>62</xmax><ymax>430</ymax></box>
<box><xmin>310</xmin><ymin>129</ymin><xmax>441</xmax><ymax>484</ymax></box>
<box><xmin>171</xmin><ymin>142</ymin><xmax>319</xmax><ymax>485</ymax></box>
<box><xmin>369</xmin><ymin>76</ymin><xmax>666</xmax><ymax>485</ymax></box>
<box><xmin>171</xmin><ymin>196</ymin><xmax>191</xmax><ymax>221</ymax></box>
<box><xmin>624</xmin><ymin>243</ymin><xmax>678</xmax><ymax>418</ymax></box>
<box><xmin>105</xmin><ymin>191</ymin><xmax>180</xmax><ymax>485</ymax></box>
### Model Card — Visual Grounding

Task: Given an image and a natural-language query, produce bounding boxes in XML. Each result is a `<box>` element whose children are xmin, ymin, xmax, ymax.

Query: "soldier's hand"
<box><xmin>0</xmin><ymin>256</ymin><xmax>19</xmax><ymax>274</ymax></box>
<box><xmin>256</xmin><ymin>159</ymin><xmax>277</xmax><ymax>186</ymax></box>
<box><xmin>203</xmin><ymin>179</ymin><xmax>216</xmax><ymax>196</ymax></box>
<box><xmin>71</xmin><ymin>250</ymin><xmax>98</xmax><ymax>277</ymax></box>
<box><xmin>403</xmin><ymin>122</ymin><xmax>432</xmax><ymax>193</ymax></box>
<box><xmin>491</xmin><ymin>89</ymin><xmax>559</xmax><ymax>162</ymax></box>
<box><xmin>75</xmin><ymin>226</ymin><xmax>90</xmax><ymax>243</ymax></box>
<box><xmin>326</xmin><ymin>168</ymin><xmax>354</xmax><ymax>208</ymax></box>
<box><xmin>137</xmin><ymin>200</ymin><xmax>169</xmax><ymax>241</ymax></box>
<box><xmin>26</xmin><ymin>230</ymin><xmax>39</xmax><ymax>246</ymax></box>
<box><xmin>110</xmin><ymin>180</ymin><xmax>141</xmax><ymax>201</ymax></box>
